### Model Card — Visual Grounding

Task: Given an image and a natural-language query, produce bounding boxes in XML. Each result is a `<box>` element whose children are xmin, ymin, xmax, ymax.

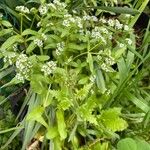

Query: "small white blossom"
<box><xmin>62</xmin><ymin>20</ymin><xmax>70</xmax><ymax>27</ymax></box>
<box><xmin>16</xmin><ymin>6</ymin><xmax>30</xmax><ymax>14</ymax></box>
<box><xmin>108</xmin><ymin>19</ymin><xmax>115</xmax><ymax>27</ymax></box>
<box><xmin>105</xmin><ymin>56</ymin><xmax>115</xmax><ymax>65</ymax></box>
<box><xmin>34</xmin><ymin>39</ymin><xmax>43</xmax><ymax>47</ymax></box>
<box><xmin>39</xmin><ymin>5</ymin><xmax>48</xmax><ymax>15</ymax></box>
<box><xmin>41</xmin><ymin>33</ymin><xmax>47</xmax><ymax>41</ymax></box>
<box><xmin>115</xmin><ymin>19</ymin><xmax>123</xmax><ymax>29</ymax></box>
<box><xmin>41</xmin><ymin>61</ymin><xmax>57</xmax><ymax>76</ymax></box>
<box><xmin>124</xmin><ymin>25</ymin><xmax>129</xmax><ymax>31</ymax></box>
<box><xmin>15</xmin><ymin>54</ymin><xmax>32</xmax><ymax>81</ymax></box>
<box><xmin>91</xmin><ymin>16</ymin><xmax>98</xmax><ymax>22</ymax></box>
<box><xmin>37</xmin><ymin>22</ymin><xmax>41</xmax><ymax>27</ymax></box>
<box><xmin>126</xmin><ymin>38</ymin><xmax>132</xmax><ymax>45</ymax></box>
<box><xmin>16</xmin><ymin>73</ymin><xmax>24</xmax><ymax>82</ymax></box>
<box><xmin>3</xmin><ymin>53</ymin><xmax>16</xmax><ymax>65</ymax></box>
<box><xmin>119</xmin><ymin>43</ymin><xmax>125</xmax><ymax>48</ymax></box>
<box><xmin>47</xmin><ymin>3</ymin><xmax>56</xmax><ymax>9</ymax></box>
<box><xmin>99</xmin><ymin>18</ymin><xmax>107</xmax><ymax>23</ymax></box>
<box><xmin>83</xmin><ymin>15</ymin><xmax>91</xmax><ymax>21</ymax></box>
<box><xmin>56</xmin><ymin>42</ymin><xmax>65</xmax><ymax>56</ymax></box>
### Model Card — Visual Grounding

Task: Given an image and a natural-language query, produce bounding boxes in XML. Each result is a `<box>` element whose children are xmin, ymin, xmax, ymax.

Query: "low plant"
<box><xmin>0</xmin><ymin>0</ymin><xmax>149</xmax><ymax>149</ymax></box>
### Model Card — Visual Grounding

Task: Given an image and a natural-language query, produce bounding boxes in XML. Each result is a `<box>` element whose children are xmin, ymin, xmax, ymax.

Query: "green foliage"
<box><xmin>0</xmin><ymin>0</ymin><xmax>149</xmax><ymax>149</ymax></box>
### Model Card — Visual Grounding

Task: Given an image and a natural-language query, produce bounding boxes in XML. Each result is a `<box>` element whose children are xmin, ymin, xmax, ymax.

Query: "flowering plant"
<box><xmin>0</xmin><ymin>0</ymin><xmax>149</xmax><ymax>149</ymax></box>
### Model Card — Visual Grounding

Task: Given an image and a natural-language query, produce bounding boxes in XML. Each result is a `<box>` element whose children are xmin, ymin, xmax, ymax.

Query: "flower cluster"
<box><xmin>100</xmin><ymin>18</ymin><xmax>130</xmax><ymax>31</ymax></box>
<box><xmin>16</xmin><ymin>6</ymin><xmax>30</xmax><ymax>14</ymax></box>
<box><xmin>41</xmin><ymin>61</ymin><xmax>57</xmax><ymax>76</ymax></box>
<box><xmin>3</xmin><ymin>53</ymin><xmax>16</xmax><ymax>65</ymax></box>
<box><xmin>34</xmin><ymin>39</ymin><xmax>43</xmax><ymax>47</ymax></box>
<box><xmin>15</xmin><ymin>54</ymin><xmax>32</xmax><ymax>82</ymax></box>
<box><xmin>91</xmin><ymin>27</ymin><xmax>106</xmax><ymax>44</ymax></box>
<box><xmin>38</xmin><ymin>5</ymin><xmax>48</xmax><ymax>16</ymax></box>
<box><xmin>62</xmin><ymin>15</ymin><xmax>83</xmax><ymax>28</ymax></box>
<box><xmin>56</xmin><ymin>42</ymin><xmax>65</xmax><ymax>56</ymax></box>
<box><xmin>41</xmin><ymin>33</ymin><xmax>47</xmax><ymax>41</ymax></box>
<box><xmin>125</xmin><ymin>38</ymin><xmax>132</xmax><ymax>45</ymax></box>
<box><xmin>83</xmin><ymin>15</ymin><xmax>98</xmax><ymax>22</ymax></box>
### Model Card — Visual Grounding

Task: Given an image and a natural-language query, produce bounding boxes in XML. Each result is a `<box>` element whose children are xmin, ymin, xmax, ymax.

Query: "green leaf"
<box><xmin>68</xmin><ymin>43</ymin><xmax>86</xmax><ymax>51</ymax></box>
<box><xmin>26</xmin><ymin>106</ymin><xmax>48</xmax><ymax>128</ymax></box>
<box><xmin>117</xmin><ymin>138</ymin><xmax>137</xmax><ymax>150</ymax></box>
<box><xmin>30</xmin><ymin>80</ymin><xmax>44</xmax><ymax>94</ymax></box>
<box><xmin>0</xmin><ymin>29</ymin><xmax>12</xmax><ymax>36</ymax></box>
<box><xmin>46</xmin><ymin>126</ymin><xmax>58</xmax><ymax>140</ymax></box>
<box><xmin>125</xmin><ymin>92</ymin><xmax>150</xmax><ymax>113</ymax></box>
<box><xmin>87</xmin><ymin>53</ymin><xmax>94</xmax><ymax>73</ymax></box>
<box><xmin>1</xmin><ymin>35</ymin><xmax>23</xmax><ymax>50</ymax></box>
<box><xmin>92</xmin><ymin>6</ymin><xmax>139</xmax><ymax>15</ymax></box>
<box><xmin>22</xmin><ymin>29</ymin><xmax>38</xmax><ymax>36</ymax></box>
<box><xmin>1</xmin><ymin>20</ymin><xmax>12</xmax><ymax>27</ymax></box>
<box><xmin>27</xmin><ymin>106</ymin><xmax>44</xmax><ymax>121</ymax></box>
<box><xmin>99</xmin><ymin>108</ymin><xmax>128</xmax><ymax>132</ymax></box>
<box><xmin>56</xmin><ymin>109</ymin><xmax>67</xmax><ymax>140</ymax></box>
<box><xmin>26</xmin><ymin>42</ymin><xmax>36</xmax><ymax>54</ymax></box>
<box><xmin>136</xmin><ymin>139</ymin><xmax>150</xmax><ymax>150</ymax></box>
<box><xmin>94</xmin><ymin>62</ymin><xmax>106</xmax><ymax>94</ymax></box>
<box><xmin>36</xmin><ymin>55</ymin><xmax>50</xmax><ymax>61</ymax></box>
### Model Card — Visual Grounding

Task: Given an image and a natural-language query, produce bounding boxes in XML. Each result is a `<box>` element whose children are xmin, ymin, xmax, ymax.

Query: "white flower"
<box><xmin>62</xmin><ymin>20</ymin><xmax>70</xmax><ymax>27</ymax></box>
<box><xmin>99</xmin><ymin>18</ymin><xmax>107</xmax><ymax>23</ymax></box>
<box><xmin>34</xmin><ymin>39</ymin><xmax>43</xmax><ymax>47</ymax></box>
<box><xmin>16</xmin><ymin>73</ymin><xmax>24</xmax><ymax>82</ymax></box>
<box><xmin>119</xmin><ymin>43</ymin><xmax>125</xmax><ymax>48</ymax></box>
<box><xmin>108</xmin><ymin>19</ymin><xmax>115</xmax><ymax>27</ymax></box>
<box><xmin>37</xmin><ymin>22</ymin><xmax>41</xmax><ymax>27</ymax></box>
<box><xmin>39</xmin><ymin>5</ymin><xmax>48</xmax><ymax>15</ymax></box>
<box><xmin>15</xmin><ymin>54</ymin><xmax>32</xmax><ymax>80</ymax></box>
<box><xmin>3</xmin><ymin>53</ymin><xmax>17</xmax><ymax>65</ymax></box>
<box><xmin>41</xmin><ymin>61</ymin><xmax>57</xmax><ymax>76</ymax></box>
<box><xmin>125</xmin><ymin>14</ymin><xmax>131</xmax><ymax>18</ymax></box>
<box><xmin>126</xmin><ymin>38</ymin><xmax>132</xmax><ymax>45</ymax></box>
<box><xmin>124</xmin><ymin>25</ymin><xmax>129</xmax><ymax>31</ymax></box>
<box><xmin>115</xmin><ymin>19</ymin><xmax>123</xmax><ymax>29</ymax></box>
<box><xmin>56</xmin><ymin>42</ymin><xmax>65</xmax><ymax>56</ymax></box>
<box><xmin>91</xmin><ymin>16</ymin><xmax>98</xmax><ymax>22</ymax></box>
<box><xmin>100</xmin><ymin>27</ymin><xmax>108</xmax><ymax>34</ymax></box>
<box><xmin>16</xmin><ymin>6</ymin><xmax>30</xmax><ymax>14</ymax></box>
<box><xmin>41</xmin><ymin>34</ymin><xmax>47</xmax><ymax>41</ymax></box>
<box><xmin>105</xmin><ymin>56</ymin><xmax>115</xmax><ymax>65</ymax></box>
<box><xmin>47</xmin><ymin>3</ymin><xmax>56</xmax><ymax>9</ymax></box>
<box><xmin>83</xmin><ymin>15</ymin><xmax>91</xmax><ymax>21</ymax></box>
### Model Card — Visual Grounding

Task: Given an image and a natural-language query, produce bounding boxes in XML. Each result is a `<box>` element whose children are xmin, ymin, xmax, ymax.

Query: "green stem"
<box><xmin>20</xmin><ymin>14</ymin><xmax>23</xmax><ymax>34</ymax></box>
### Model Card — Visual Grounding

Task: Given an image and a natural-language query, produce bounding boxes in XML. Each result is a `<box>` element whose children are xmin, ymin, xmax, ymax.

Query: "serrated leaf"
<box><xmin>99</xmin><ymin>108</ymin><xmax>128</xmax><ymax>132</ymax></box>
